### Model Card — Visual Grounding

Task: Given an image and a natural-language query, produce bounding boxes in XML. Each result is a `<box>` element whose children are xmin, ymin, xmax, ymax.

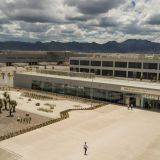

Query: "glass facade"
<box><xmin>31</xmin><ymin>80</ymin><xmax>42</xmax><ymax>90</ymax></box>
<box><xmin>143</xmin><ymin>63</ymin><xmax>158</xmax><ymax>70</ymax></box>
<box><xmin>102</xmin><ymin>61</ymin><xmax>113</xmax><ymax>67</ymax></box>
<box><xmin>70</xmin><ymin>60</ymin><xmax>79</xmax><ymax>65</ymax></box>
<box><xmin>70</xmin><ymin>67</ymin><xmax>79</xmax><ymax>72</ymax></box>
<box><xmin>80</xmin><ymin>68</ymin><xmax>89</xmax><ymax>73</ymax></box>
<box><xmin>90</xmin><ymin>69</ymin><xmax>101</xmax><ymax>75</ymax></box>
<box><xmin>80</xmin><ymin>60</ymin><xmax>89</xmax><ymax>66</ymax></box>
<box><xmin>142</xmin><ymin>95</ymin><xmax>160</xmax><ymax>109</ymax></box>
<box><xmin>143</xmin><ymin>72</ymin><xmax>157</xmax><ymax>80</ymax></box>
<box><xmin>128</xmin><ymin>62</ymin><xmax>141</xmax><ymax>69</ymax></box>
<box><xmin>43</xmin><ymin>82</ymin><xmax>52</xmax><ymax>92</ymax></box>
<box><xmin>128</xmin><ymin>71</ymin><xmax>141</xmax><ymax>78</ymax></box>
<box><xmin>115</xmin><ymin>62</ymin><xmax>127</xmax><ymax>68</ymax></box>
<box><xmin>91</xmin><ymin>61</ymin><xmax>101</xmax><ymax>66</ymax></box>
<box><xmin>102</xmin><ymin>70</ymin><xmax>113</xmax><ymax>76</ymax></box>
<box><xmin>114</xmin><ymin>70</ymin><xmax>127</xmax><ymax>77</ymax></box>
<box><xmin>31</xmin><ymin>80</ymin><xmax>160</xmax><ymax>109</ymax></box>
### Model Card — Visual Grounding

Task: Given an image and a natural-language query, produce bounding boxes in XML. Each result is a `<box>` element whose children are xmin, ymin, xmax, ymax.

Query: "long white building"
<box><xmin>13</xmin><ymin>54</ymin><xmax>160</xmax><ymax>110</ymax></box>
<box><xmin>70</xmin><ymin>54</ymin><xmax>160</xmax><ymax>81</ymax></box>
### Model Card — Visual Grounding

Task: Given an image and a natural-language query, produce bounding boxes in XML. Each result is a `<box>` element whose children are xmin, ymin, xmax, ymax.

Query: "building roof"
<box><xmin>0</xmin><ymin>51</ymin><xmax>47</xmax><ymax>55</ymax></box>
<box><xmin>17</xmin><ymin>72</ymin><xmax>160</xmax><ymax>92</ymax></box>
<box><xmin>70</xmin><ymin>53</ymin><xmax>160</xmax><ymax>61</ymax></box>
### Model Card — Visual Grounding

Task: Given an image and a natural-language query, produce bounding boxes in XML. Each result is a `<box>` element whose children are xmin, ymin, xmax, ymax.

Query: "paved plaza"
<box><xmin>0</xmin><ymin>104</ymin><xmax>160</xmax><ymax>160</ymax></box>
<box><xmin>0</xmin><ymin>91</ymin><xmax>92</xmax><ymax>118</ymax></box>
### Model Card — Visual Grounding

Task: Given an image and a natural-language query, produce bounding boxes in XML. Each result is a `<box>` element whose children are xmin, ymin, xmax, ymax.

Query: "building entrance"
<box><xmin>129</xmin><ymin>97</ymin><xmax>136</xmax><ymax>107</ymax></box>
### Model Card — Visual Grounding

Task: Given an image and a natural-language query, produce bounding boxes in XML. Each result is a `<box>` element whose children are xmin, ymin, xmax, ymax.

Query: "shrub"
<box><xmin>37</xmin><ymin>107</ymin><xmax>53</xmax><ymax>113</ymax></box>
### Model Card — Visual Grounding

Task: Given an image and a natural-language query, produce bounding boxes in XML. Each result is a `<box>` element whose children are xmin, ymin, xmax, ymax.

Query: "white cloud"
<box><xmin>0</xmin><ymin>0</ymin><xmax>160</xmax><ymax>43</ymax></box>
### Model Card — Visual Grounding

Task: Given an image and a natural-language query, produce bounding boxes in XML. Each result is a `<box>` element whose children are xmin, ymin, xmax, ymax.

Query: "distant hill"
<box><xmin>0</xmin><ymin>39</ymin><xmax>160</xmax><ymax>53</ymax></box>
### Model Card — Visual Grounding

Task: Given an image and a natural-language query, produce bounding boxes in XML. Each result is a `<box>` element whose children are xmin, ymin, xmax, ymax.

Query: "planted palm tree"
<box><xmin>3</xmin><ymin>92</ymin><xmax>10</xmax><ymax>111</ymax></box>
<box><xmin>1</xmin><ymin>72</ymin><xmax>5</xmax><ymax>79</ymax></box>
<box><xmin>3</xmin><ymin>98</ymin><xmax>8</xmax><ymax>111</ymax></box>
<box><xmin>3</xmin><ymin>92</ymin><xmax>8</xmax><ymax>98</ymax></box>
<box><xmin>8</xmin><ymin>100</ymin><xmax>13</xmax><ymax>117</ymax></box>
<box><xmin>7</xmin><ymin>72</ymin><xmax>11</xmax><ymax>80</ymax></box>
<box><xmin>12</xmin><ymin>100</ymin><xmax>17</xmax><ymax>113</ymax></box>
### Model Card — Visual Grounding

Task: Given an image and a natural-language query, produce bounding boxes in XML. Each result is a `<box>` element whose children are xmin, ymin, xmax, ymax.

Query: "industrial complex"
<box><xmin>0</xmin><ymin>51</ymin><xmax>86</xmax><ymax>66</ymax></box>
<box><xmin>14</xmin><ymin>54</ymin><xmax>160</xmax><ymax>109</ymax></box>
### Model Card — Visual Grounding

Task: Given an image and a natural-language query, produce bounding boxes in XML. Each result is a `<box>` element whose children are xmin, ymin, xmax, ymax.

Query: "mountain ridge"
<box><xmin>0</xmin><ymin>39</ymin><xmax>160</xmax><ymax>53</ymax></box>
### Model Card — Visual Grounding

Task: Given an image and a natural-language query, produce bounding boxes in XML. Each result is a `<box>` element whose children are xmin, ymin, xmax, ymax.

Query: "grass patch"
<box><xmin>44</xmin><ymin>103</ymin><xmax>56</xmax><ymax>109</ymax></box>
<box><xmin>37</xmin><ymin>107</ymin><xmax>53</xmax><ymax>113</ymax></box>
<box><xmin>38</xmin><ymin>104</ymin><xmax>55</xmax><ymax>113</ymax></box>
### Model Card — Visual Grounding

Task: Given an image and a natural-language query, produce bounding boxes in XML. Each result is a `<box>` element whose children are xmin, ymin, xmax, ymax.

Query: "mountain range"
<box><xmin>0</xmin><ymin>39</ymin><xmax>160</xmax><ymax>53</ymax></box>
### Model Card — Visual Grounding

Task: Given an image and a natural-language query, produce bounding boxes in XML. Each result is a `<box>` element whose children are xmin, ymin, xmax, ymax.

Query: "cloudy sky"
<box><xmin>0</xmin><ymin>0</ymin><xmax>160</xmax><ymax>43</ymax></box>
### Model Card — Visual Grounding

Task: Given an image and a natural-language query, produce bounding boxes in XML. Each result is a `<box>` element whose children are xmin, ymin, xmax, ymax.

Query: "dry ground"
<box><xmin>0</xmin><ymin>109</ymin><xmax>51</xmax><ymax>137</ymax></box>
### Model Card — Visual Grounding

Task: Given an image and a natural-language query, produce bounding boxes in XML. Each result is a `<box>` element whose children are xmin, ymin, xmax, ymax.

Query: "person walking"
<box><xmin>83</xmin><ymin>142</ymin><xmax>88</xmax><ymax>155</ymax></box>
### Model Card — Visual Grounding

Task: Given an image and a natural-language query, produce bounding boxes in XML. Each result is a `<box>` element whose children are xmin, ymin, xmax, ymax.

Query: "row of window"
<box><xmin>70</xmin><ymin>60</ymin><xmax>159</xmax><ymax>70</ymax></box>
<box><xmin>70</xmin><ymin>68</ymin><xmax>159</xmax><ymax>80</ymax></box>
<box><xmin>31</xmin><ymin>80</ymin><xmax>124</xmax><ymax>103</ymax></box>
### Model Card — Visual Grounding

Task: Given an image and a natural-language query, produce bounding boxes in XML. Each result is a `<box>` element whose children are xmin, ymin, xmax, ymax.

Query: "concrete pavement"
<box><xmin>0</xmin><ymin>104</ymin><xmax>160</xmax><ymax>160</ymax></box>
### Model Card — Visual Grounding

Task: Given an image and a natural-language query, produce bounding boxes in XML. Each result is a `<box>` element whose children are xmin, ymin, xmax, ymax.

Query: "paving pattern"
<box><xmin>1</xmin><ymin>104</ymin><xmax>160</xmax><ymax>160</ymax></box>
<box><xmin>0</xmin><ymin>148</ymin><xmax>21</xmax><ymax>160</ymax></box>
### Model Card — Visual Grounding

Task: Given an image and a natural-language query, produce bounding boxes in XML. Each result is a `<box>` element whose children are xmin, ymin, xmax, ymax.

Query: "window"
<box><xmin>90</xmin><ymin>69</ymin><xmax>101</xmax><ymax>75</ymax></box>
<box><xmin>102</xmin><ymin>61</ymin><xmax>113</xmax><ymax>67</ymax></box>
<box><xmin>43</xmin><ymin>82</ymin><xmax>52</xmax><ymax>92</ymax></box>
<box><xmin>80</xmin><ymin>68</ymin><xmax>89</xmax><ymax>73</ymax></box>
<box><xmin>143</xmin><ymin>63</ymin><xmax>158</xmax><ymax>70</ymax></box>
<box><xmin>31</xmin><ymin>80</ymin><xmax>42</xmax><ymax>90</ymax></box>
<box><xmin>91</xmin><ymin>61</ymin><xmax>101</xmax><ymax>66</ymax></box>
<box><xmin>114</xmin><ymin>70</ymin><xmax>127</xmax><ymax>77</ymax></box>
<box><xmin>128</xmin><ymin>62</ymin><xmax>141</xmax><ymax>69</ymax></box>
<box><xmin>70</xmin><ymin>60</ymin><xmax>79</xmax><ymax>65</ymax></box>
<box><xmin>128</xmin><ymin>72</ymin><xmax>141</xmax><ymax>78</ymax></box>
<box><xmin>70</xmin><ymin>67</ymin><xmax>79</xmax><ymax>72</ymax></box>
<box><xmin>102</xmin><ymin>70</ymin><xmax>113</xmax><ymax>76</ymax></box>
<box><xmin>80</xmin><ymin>60</ymin><xmax>89</xmax><ymax>66</ymax></box>
<box><xmin>143</xmin><ymin>72</ymin><xmax>157</xmax><ymax>80</ymax></box>
<box><xmin>115</xmin><ymin>62</ymin><xmax>127</xmax><ymax>68</ymax></box>
<box><xmin>70</xmin><ymin>67</ymin><xmax>73</xmax><ymax>71</ymax></box>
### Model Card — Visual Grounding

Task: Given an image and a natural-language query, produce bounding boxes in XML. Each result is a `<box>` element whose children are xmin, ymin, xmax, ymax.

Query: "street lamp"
<box><xmin>90</xmin><ymin>70</ymin><xmax>96</xmax><ymax>107</ymax></box>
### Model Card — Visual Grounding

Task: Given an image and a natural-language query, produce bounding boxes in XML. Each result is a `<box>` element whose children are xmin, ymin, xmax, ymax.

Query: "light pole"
<box><xmin>90</xmin><ymin>70</ymin><xmax>96</xmax><ymax>107</ymax></box>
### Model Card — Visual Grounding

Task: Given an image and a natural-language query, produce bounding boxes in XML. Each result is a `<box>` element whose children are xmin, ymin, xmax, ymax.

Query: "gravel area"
<box><xmin>0</xmin><ymin>109</ymin><xmax>51</xmax><ymax>137</ymax></box>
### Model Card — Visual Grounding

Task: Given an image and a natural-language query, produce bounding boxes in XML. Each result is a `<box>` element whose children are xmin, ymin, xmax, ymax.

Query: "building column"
<box><xmin>113</xmin><ymin>61</ymin><xmax>115</xmax><ymax>77</ymax></box>
<box><xmin>140</xmin><ymin>96</ymin><xmax>144</xmax><ymax>108</ymax></box>
<box><xmin>100</xmin><ymin>60</ymin><xmax>102</xmax><ymax>76</ymax></box>
<box><xmin>78</xmin><ymin>60</ymin><xmax>80</xmax><ymax>72</ymax></box>
<box><xmin>157</xmin><ymin>63</ymin><xmax>159</xmax><ymax>81</ymax></box>
<box><xmin>136</xmin><ymin>96</ymin><xmax>141</xmax><ymax>107</ymax></box>
<box><xmin>126</xmin><ymin>61</ymin><xmax>129</xmax><ymax>78</ymax></box>
<box><xmin>89</xmin><ymin>60</ymin><xmax>91</xmax><ymax>73</ymax></box>
<box><xmin>141</xmin><ymin>62</ymin><xmax>144</xmax><ymax>79</ymax></box>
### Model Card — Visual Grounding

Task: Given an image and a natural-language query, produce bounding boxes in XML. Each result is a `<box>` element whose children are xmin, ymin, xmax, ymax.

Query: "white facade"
<box><xmin>70</xmin><ymin>54</ymin><xmax>160</xmax><ymax>81</ymax></box>
<box><xmin>14</xmin><ymin>72</ymin><xmax>160</xmax><ymax>109</ymax></box>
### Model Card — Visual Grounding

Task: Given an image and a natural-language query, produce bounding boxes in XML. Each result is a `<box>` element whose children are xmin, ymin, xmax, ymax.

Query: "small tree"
<box><xmin>3</xmin><ymin>98</ymin><xmax>8</xmax><ymax>111</ymax></box>
<box><xmin>1</xmin><ymin>72</ymin><xmax>5</xmax><ymax>79</ymax></box>
<box><xmin>3</xmin><ymin>92</ymin><xmax>10</xmax><ymax>111</ymax></box>
<box><xmin>8</xmin><ymin>101</ymin><xmax>13</xmax><ymax>117</ymax></box>
<box><xmin>12</xmin><ymin>100</ymin><xmax>17</xmax><ymax>113</ymax></box>
<box><xmin>8</xmin><ymin>72</ymin><xmax>11</xmax><ymax>80</ymax></box>
<box><xmin>3</xmin><ymin>92</ymin><xmax>8</xmax><ymax>98</ymax></box>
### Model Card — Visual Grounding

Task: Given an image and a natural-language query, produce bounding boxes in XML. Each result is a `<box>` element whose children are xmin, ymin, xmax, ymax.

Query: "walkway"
<box><xmin>0</xmin><ymin>104</ymin><xmax>160</xmax><ymax>160</ymax></box>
